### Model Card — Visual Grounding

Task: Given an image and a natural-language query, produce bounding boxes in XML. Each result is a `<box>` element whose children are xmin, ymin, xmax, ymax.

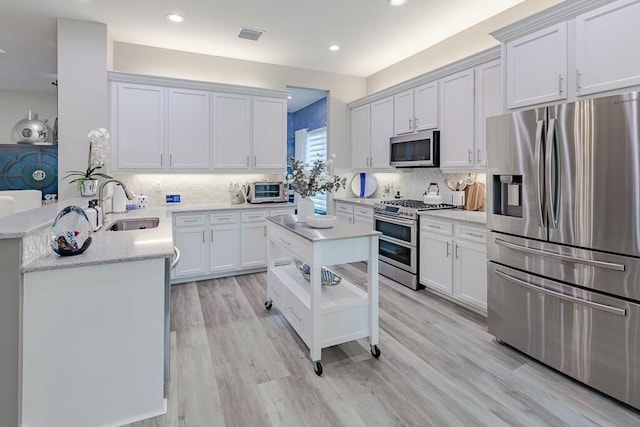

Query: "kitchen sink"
<box><xmin>106</xmin><ymin>217</ymin><xmax>160</xmax><ymax>231</ymax></box>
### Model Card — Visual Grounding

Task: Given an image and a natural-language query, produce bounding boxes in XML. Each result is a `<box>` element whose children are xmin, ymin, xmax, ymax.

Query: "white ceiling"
<box><xmin>0</xmin><ymin>0</ymin><xmax>525</xmax><ymax>94</ymax></box>
<box><xmin>287</xmin><ymin>87</ymin><xmax>327</xmax><ymax>113</ymax></box>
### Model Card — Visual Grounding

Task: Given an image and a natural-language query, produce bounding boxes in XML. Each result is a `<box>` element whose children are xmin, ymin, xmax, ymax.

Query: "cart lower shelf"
<box><xmin>267</xmin><ymin>264</ymin><xmax>371</xmax><ymax>350</ymax></box>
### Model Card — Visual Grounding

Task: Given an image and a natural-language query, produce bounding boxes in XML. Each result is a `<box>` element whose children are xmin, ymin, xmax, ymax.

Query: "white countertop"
<box><xmin>22</xmin><ymin>207</ymin><xmax>175</xmax><ymax>273</ymax></box>
<box><xmin>419</xmin><ymin>209</ymin><xmax>487</xmax><ymax>225</ymax></box>
<box><xmin>267</xmin><ymin>214</ymin><xmax>381</xmax><ymax>241</ymax></box>
<box><xmin>333</xmin><ymin>197</ymin><xmax>382</xmax><ymax>207</ymax></box>
<box><xmin>6</xmin><ymin>199</ymin><xmax>297</xmax><ymax>273</ymax></box>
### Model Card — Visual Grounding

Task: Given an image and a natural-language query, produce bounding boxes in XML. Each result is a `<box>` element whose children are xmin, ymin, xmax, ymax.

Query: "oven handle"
<box><xmin>495</xmin><ymin>269</ymin><xmax>627</xmax><ymax>317</ymax></box>
<box><xmin>373</xmin><ymin>214</ymin><xmax>416</xmax><ymax>228</ymax></box>
<box><xmin>379</xmin><ymin>234</ymin><xmax>415</xmax><ymax>248</ymax></box>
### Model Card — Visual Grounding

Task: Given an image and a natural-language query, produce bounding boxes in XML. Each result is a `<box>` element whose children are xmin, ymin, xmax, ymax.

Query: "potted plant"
<box><xmin>63</xmin><ymin>128</ymin><xmax>112</xmax><ymax>196</ymax></box>
<box><xmin>286</xmin><ymin>154</ymin><xmax>346</xmax><ymax>221</ymax></box>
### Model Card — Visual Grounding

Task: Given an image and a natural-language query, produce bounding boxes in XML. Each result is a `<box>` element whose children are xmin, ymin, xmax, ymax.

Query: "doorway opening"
<box><xmin>286</xmin><ymin>86</ymin><xmax>329</xmax><ymax>214</ymax></box>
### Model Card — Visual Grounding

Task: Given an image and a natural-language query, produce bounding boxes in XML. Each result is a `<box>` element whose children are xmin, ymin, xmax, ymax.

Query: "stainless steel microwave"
<box><xmin>389</xmin><ymin>130</ymin><xmax>440</xmax><ymax>167</ymax></box>
<box><xmin>247</xmin><ymin>181</ymin><xmax>287</xmax><ymax>203</ymax></box>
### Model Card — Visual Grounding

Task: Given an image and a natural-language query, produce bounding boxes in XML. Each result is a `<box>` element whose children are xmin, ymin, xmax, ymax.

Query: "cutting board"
<box><xmin>464</xmin><ymin>182</ymin><xmax>485</xmax><ymax>211</ymax></box>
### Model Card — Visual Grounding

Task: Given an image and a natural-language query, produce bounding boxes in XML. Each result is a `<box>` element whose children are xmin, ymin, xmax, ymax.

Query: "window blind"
<box><xmin>306</xmin><ymin>127</ymin><xmax>328</xmax><ymax>214</ymax></box>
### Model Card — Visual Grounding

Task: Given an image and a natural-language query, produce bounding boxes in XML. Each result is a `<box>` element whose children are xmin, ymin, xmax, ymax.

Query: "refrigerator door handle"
<box><xmin>495</xmin><ymin>269</ymin><xmax>627</xmax><ymax>317</ymax></box>
<box><xmin>546</xmin><ymin>118</ymin><xmax>560</xmax><ymax>229</ymax></box>
<box><xmin>535</xmin><ymin>119</ymin><xmax>545</xmax><ymax>227</ymax></box>
<box><xmin>494</xmin><ymin>238</ymin><xmax>626</xmax><ymax>271</ymax></box>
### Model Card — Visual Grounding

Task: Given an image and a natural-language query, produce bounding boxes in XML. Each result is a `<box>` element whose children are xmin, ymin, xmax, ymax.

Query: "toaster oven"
<box><xmin>247</xmin><ymin>181</ymin><xmax>287</xmax><ymax>203</ymax></box>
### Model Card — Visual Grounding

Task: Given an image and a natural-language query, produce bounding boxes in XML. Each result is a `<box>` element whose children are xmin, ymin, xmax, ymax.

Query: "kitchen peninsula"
<box><xmin>0</xmin><ymin>202</ymin><xmax>175</xmax><ymax>427</ymax></box>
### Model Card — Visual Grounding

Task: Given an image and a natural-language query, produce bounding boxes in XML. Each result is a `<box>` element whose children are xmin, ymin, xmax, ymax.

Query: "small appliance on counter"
<box><xmin>246</xmin><ymin>181</ymin><xmax>287</xmax><ymax>203</ymax></box>
<box><xmin>423</xmin><ymin>183</ymin><xmax>443</xmax><ymax>204</ymax></box>
<box><xmin>229</xmin><ymin>183</ymin><xmax>245</xmax><ymax>204</ymax></box>
<box><xmin>12</xmin><ymin>111</ymin><xmax>52</xmax><ymax>145</ymax></box>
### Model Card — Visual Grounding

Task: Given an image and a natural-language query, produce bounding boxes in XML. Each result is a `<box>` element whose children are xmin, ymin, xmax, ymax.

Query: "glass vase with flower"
<box><xmin>286</xmin><ymin>154</ymin><xmax>346</xmax><ymax>222</ymax></box>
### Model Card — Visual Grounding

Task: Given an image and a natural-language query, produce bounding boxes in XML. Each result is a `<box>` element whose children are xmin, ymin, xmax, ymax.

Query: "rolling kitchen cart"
<box><xmin>265</xmin><ymin>215</ymin><xmax>381</xmax><ymax>375</ymax></box>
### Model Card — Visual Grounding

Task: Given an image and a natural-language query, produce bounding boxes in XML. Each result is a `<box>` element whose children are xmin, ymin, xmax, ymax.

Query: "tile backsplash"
<box><xmin>112</xmin><ymin>169</ymin><xmax>485</xmax><ymax>207</ymax></box>
<box><xmin>333</xmin><ymin>168</ymin><xmax>486</xmax><ymax>204</ymax></box>
<box><xmin>112</xmin><ymin>173</ymin><xmax>284</xmax><ymax>206</ymax></box>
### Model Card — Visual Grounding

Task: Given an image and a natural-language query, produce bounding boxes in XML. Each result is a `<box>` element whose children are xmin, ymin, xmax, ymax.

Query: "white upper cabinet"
<box><xmin>350</xmin><ymin>104</ymin><xmax>370</xmax><ymax>170</ymax></box>
<box><xmin>413</xmin><ymin>82</ymin><xmax>439</xmax><ymax>131</ymax></box>
<box><xmin>505</xmin><ymin>22</ymin><xmax>568</xmax><ymax>109</ymax></box>
<box><xmin>575</xmin><ymin>0</ymin><xmax>640</xmax><ymax>96</ymax></box>
<box><xmin>369</xmin><ymin>97</ymin><xmax>394</xmax><ymax>169</ymax></box>
<box><xmin>393</xmin><ymin>83</ymin><xmax>438</xmax><ymax>135</ymax></box>
<box><xmin>475</xmin><ymin>60</ymin><xmax>503</xmax><ymax>168</ymax></box>
<box><xmin>212</xmin><ymin>93</ymin><xmax>252</xmax><ymax>169</ymax></box>
<box><xmin>393</xmin><ymin>90</ymin><xmax>414</xmax><ymax>135</ymax></box>
<box><xmin>115</xmin><ymin>83</ymin><xmax>165</xmax><ymax>170</ymax></box>
<box><xmin>351</xmin><ymin>98</ymin><xmax>393</xmax><ymax>170</ymax></box>
<box><xmin>167</xmin><ymin>88</ymin><xmax>210</xmax><ymax>170</ymax></box>
<box><xmin>110</xmin><ymin>73</ymin><xmax>288</xmax><ymax>173</ymax></box>
<box><xmin>440</xmin><ymin>69</ymin><xmax>475</xmax><ymax>170</ymax></box>
<box><xmin>253</xmin><ymin>97</ymin><xmax>287</xmax><ymax>170</ymax></box>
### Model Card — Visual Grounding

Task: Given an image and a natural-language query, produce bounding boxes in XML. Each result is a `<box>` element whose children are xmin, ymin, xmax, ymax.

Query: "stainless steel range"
<box><xmin>373</xmin><ymin>199</ymin><xmax>454</xmax><ymax>290</ymax></box>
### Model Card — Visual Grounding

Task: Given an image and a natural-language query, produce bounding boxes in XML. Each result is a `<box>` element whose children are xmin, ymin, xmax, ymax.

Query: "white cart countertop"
<box><xmin>266</xmin><ymin>214</ymin><xmax>381</xmax><ymax>242</ymax></box>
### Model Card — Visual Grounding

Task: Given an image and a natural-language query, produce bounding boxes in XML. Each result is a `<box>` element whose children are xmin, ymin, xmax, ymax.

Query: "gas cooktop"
<box><xmin>374</xmin><ymin>199</ymin><xmax>455</xmax><ymax>220</ymax></box>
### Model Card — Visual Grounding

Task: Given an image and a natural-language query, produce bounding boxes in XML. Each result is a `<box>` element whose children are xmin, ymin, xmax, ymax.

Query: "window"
<box><xmin>294</xmin><ymin>127</ymin><xmax>328</xmax><ymax>214</ymax></box>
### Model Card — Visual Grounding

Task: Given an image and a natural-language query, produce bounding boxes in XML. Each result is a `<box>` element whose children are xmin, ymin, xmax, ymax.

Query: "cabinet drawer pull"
<box><xmin>182</xmin><ymin>218</ymin><xmax>199</xmax><ymax>223</ymax></box>
<box><xmin>427</xmin><ymin>224</ymin><xmax>441</xmax><ymax>229</ymax></box>
<box><xmin>287</xmin><ymin>306</ymin><xmax>303</xmax><ymax>322</ymax></box>
<box><xmin>466</xmin><ymin>232</ymin><xmax>484</xmax><ymax>239</ymax></box>
<box><xmin>278</xmin><ymin>237</ymin><xmax>292</xmax><ymax>246</ymax></box>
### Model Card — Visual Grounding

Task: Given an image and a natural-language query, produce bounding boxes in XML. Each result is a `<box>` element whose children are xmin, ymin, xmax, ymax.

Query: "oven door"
<box><xmin>379</xmin><ymin>236</ymin><xmax>417</xmax><ymax>274</ymax></box>
<box><xmin>374</xmin><ymin>214</ymin><xmax>416</xmax><ymax>246</ymax></box>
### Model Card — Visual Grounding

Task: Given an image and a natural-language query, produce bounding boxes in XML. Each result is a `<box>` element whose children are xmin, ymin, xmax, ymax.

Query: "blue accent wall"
<box><xmin>287</xmin><ymin>97</ymin><xmax>327</xmax><ymax>161</ymax></box>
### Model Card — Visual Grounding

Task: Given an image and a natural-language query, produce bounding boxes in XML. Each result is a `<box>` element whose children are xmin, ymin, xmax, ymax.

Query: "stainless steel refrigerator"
<box><xmin>486</xmin><ymin>91</ymin><xmax>640</xmax><ymax>410</ymax></box>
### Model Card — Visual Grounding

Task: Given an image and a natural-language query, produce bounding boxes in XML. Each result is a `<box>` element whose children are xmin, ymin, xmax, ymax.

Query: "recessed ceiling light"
<box><xmin>287</xmin><ymin>95</ymin><xmax>292</xmax><ymax>99</ymax></box>
<box><xmin>328</xmin><ymin>44</ymin><xmax>340</xmax><ymax>52</ymax></box>
<box><xmin>388</xmin><ymin>0</ymin><xmax>407</xmax><ymax>5</ymax></box>
<box><xmin>166</xmin><ymin>13</ymin><xmax>185</xmax><ymax>23</ymax></box>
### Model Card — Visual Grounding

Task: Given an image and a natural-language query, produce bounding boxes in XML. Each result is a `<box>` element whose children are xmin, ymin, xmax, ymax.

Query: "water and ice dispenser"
<box><xmin>492</xmin><ymin>175</ymin><xmax>523</xmax><ymax>218</ymax></box>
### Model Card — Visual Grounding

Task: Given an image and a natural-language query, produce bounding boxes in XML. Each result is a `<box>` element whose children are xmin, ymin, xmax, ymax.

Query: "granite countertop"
<box><xmin>333</xmin><ymin>197</ymin><xmax>382</xmax><ymax>206</ymax></box>
<box><xmin>171</xmin><ymin>201</ymin><xmax>296</xmax><ymax>213</ymax></box>
<box><xmin>0</xmin><ymin>200</ymin><xmax>297</xmax><ymax>240</ymax></box>
<box><xmin>22</xmin><ymin>207</ymin><xmax>175</xmax><ymax>273</ymax></box>
<box><xmin>267</xmin><ymin>214</ymin><xmax>381</xmax><ymax>242</ymax></box>
<box><xmin>419</xmin><ymin>209</ymin><xmax>487</xmax><ymax>225</ymax></box>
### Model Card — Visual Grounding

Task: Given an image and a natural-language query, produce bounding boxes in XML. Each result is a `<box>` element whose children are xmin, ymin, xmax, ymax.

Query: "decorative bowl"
<box><xmin>306</xmin><ymin>214</ymin><xmax>336</xmax><ymax>228</ymax></box>
<box><xmin>293</xmin><ymin>258</ymin><xmax>342</xmax><ymax>286</ymax></box>
<box><xmin>49</xmin><ymin>205</ymin><xmax>93</xmax><ymax>256</ymax></box>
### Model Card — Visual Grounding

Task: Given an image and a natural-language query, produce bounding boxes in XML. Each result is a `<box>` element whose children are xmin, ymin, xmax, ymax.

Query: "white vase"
<box><xmin>81</xmin><ymin>179</ymin><xmax>98</xmax><ymax>197</ymax></box>
<box><xmin>297</xmin><ymin>197</ymin><xmax>315</xmax><ymax>222</ymax></box>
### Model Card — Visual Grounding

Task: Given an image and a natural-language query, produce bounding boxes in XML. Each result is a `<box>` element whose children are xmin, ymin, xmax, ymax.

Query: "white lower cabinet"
<box><xmin>419</xmin><ymin>217</ymin><xmax>487</xmax><ymax>313</ymax></box>
<box><xmin>173</xmin><ymin>216</ymin><xmax>208</xmax><ymax>278</ymax></box>
<box><xmin>335</xmin><ymin>201</ymin><xmax>374</xmax><ymax>228</ymax></box>
<box><xmin>173</xmin><ymin>207</ymin><xmax>295</xmax><ymax>283</ymax></box>
<box><xmin>241</xmin><ymin>222</ymin><xmax>268</xmax><ymax>268</ymax></box>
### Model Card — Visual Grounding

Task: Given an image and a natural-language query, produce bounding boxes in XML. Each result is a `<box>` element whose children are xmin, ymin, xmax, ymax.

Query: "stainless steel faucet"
<box><xmin>98</xmin><ymin>179</ymin><xmax>135</xmax><ymax>225</ymax></box>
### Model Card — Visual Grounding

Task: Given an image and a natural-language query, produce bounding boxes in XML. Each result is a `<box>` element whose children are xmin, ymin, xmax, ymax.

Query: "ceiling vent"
<box><xmin>237</xmin><ymin>27</ymin><xmax>264</xmax><ymax>41</ymax></box>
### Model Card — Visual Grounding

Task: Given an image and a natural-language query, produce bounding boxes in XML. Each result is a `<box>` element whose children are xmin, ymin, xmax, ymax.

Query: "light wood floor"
<box><xmin>126</xmin><ymin>264</ymin><xmax>640</xmax><ymax>427</ymax></box>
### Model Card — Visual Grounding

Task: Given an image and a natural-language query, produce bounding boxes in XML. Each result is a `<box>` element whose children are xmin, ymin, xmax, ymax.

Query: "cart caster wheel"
<box><xmin>264</xmin><ymin>300</ymin><xmax>273</xmax><ymax>310</ymax></box>
<box><xmin>370</xmin><ymin>345</ymin><xmax>381</xmax><ymax>359</ymax></box>
<box><xmin>494</xmin><ymin>338</ymin><xmax>504</xmax><ymax>345</ymax></box>
<box><xmin>314</xmin><ymin>362</ymin><xmax>323</xmax><ymax>376</ymax></box>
